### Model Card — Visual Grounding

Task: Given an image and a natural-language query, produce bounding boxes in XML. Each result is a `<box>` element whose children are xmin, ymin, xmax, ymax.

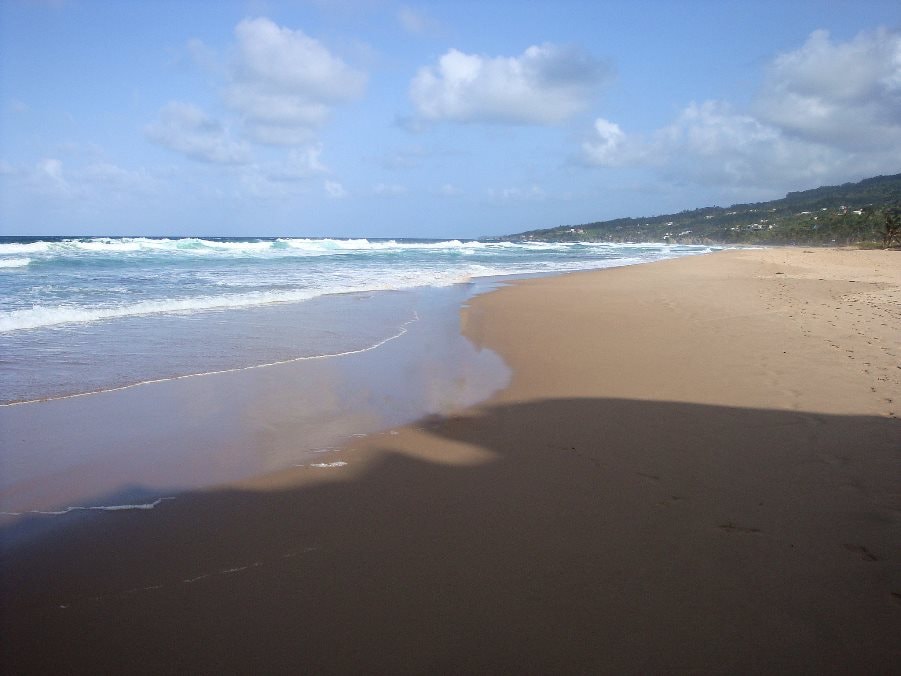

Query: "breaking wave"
<box><xmin>0</xmin><ymin>257</ymin><xmax>31</xmax><ymax>268</ymax></box>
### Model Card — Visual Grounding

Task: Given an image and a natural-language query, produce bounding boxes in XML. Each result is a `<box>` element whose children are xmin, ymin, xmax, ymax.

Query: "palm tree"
<box><xmin>882</xmin><ymin>208</ymin><xmax>900</xmax><ymax>249</ymax></box>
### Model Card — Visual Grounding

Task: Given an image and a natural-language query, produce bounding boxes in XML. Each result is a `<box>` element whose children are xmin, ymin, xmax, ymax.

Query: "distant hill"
<box><xmin>492</xmin><ymin>173</ymin><xmax>901</xmax><ymax>246</ymax></box>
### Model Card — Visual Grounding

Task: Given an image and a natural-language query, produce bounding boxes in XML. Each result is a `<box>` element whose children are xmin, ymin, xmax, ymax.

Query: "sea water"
<box><xmin>1</xmin><ymin>236</ymin><xmax>716</xmax><ymax>518</ymax></box>
<box><xmin>0</xmin><ymin>236</ymin><xmax>714</xmax><ymax>405</ymax></box>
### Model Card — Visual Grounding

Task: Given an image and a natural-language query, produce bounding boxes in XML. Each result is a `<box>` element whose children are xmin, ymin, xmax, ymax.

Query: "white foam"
<box><xmin>0</xmin><ymin>236</ymin><xmax>492</xmax><ymax>258</ymax></box>
<box><xmin>0</xmin><ymin>260</ymin><xmax>490</xmax><ymax>332</ymax></box>
<box><xmin>0</xmin><ymin>236</ymin><xmax>689</xmax><ymax>261</ymax></box>
<box><xmin>0</xmin><ymin>496</ymin><xmax>174</xmax><ymax>516</ymax></box>
<box><xmin>0</xmin><ymin>238</ymin><xmax>717</xmax><ymax>335</ymax></box>
<box><xmin>0</xmin><ymin>289</ymin><xmax>318</xmax><ymax>332</ymax></box>
<box><xmin>0</xmin><ymin>241</ymin><xmax>51</xmax><ymax>254</ymax></box>
<box><xmin>309</xmin><ymin>462</ymin><xmax>348</xmax><ymax>468</ymax></box>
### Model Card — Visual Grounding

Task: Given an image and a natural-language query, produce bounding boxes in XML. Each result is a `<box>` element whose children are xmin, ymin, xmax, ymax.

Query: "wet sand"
<box><xmin>0</xmin><ymin>283</ymin><xmax>508</xmax><ymax>518</ymax></box>
<box><xmin>2</xmin><ymin>248</ymin><xmax>899</xmax><ymax>673</ymax></box>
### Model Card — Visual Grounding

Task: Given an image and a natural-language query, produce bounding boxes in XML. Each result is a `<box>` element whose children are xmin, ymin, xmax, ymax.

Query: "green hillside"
<box><xmin>494</xmin><ymin>174</ymin><xmax>901</xmax><ymax>246</ymax></box>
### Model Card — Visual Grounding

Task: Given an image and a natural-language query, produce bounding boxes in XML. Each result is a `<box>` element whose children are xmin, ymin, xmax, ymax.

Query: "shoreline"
<box><xmin>0</xmin><ymin>308</ymin><xmax>421</xmax><ymax>408</ymax></box>
<box><xmin>0</xmin><ymin>281</ymin><xmax>509</xmax><ymax>518</ymax></box>
<box><xmin>463</xmin><ymin>246</ymin><xmax>898</xmax><ymax>416</ymax></box>
<box><xmin>0</xmin><ymin>243</ymin><xmax>710</xmax><ymax>406</ymax></box>
<box><xmin>0</xmin><ymin>250</ymin><xmax>710</xmax><ymax>514</ymax></box>
<box><xmin>2</xmin><ymin>247</ymin><xmax>899</xmax><ymax>673</ymax></box>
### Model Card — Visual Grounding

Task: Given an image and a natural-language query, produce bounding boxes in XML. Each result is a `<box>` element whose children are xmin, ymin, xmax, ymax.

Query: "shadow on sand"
<box><xmin>2</xmin><ymin>398</ymin><xmax>899</xmax><ymax>673</ymax></box>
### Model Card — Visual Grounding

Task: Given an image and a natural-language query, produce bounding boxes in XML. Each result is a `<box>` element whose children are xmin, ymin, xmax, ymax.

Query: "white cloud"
<box><xmin>261</xmin><ymin>145</ymin><xmax>329</xmax><ymax>181</ymax></box>
<box><xmin>373</xmin><ymin>182</ymin><xmax>407</xmax><ymax>196</ymax></box>
<box><xmin>17</xmin><ymin>157</ymin><xmax>157</xmax><ymax>201</ymax></box>
<box><xmin>161</xmin><ymin>19</ymin><xmax>364</xmax><ymax>148</ymax></box>
<box><xmin>36</xmin><ymin>158</ymin><xmax>70</xmax><ymax>195</ymax></box>
<box><xmin>581</xmin><ymin>118</ymin><xmax>630</xmax><ymax>166</ymax></box>
<box><xmin>436</xmin><ymin>183</ymin><xmax>460</xmax><ymax>196</ymax></box>
<box><xmin>226</xmin><ymin>17</ymin><xmax>366</xmax><ymax>145</ymax></box>
<box><xmin>235</xmin><ymin>146</ymin><xmax>330</xmax><ymax>198</ymax></box>
<box><xmin>756</xmin><ymin>28</ymin><xmax>901</xmax><ymax>150</ymax></box>
<box><xmin>581</xmin><ymin>28</ymin><xmax>901</xmax><ymax>191</ymax></box>
<box><xmin>410</xmin><ymin>44</ymin><xmax>610</xmax><ymax>125</ymax></box>
<box><xmin>145</xmin><ymin>102</ymin><xmax>251</xmax><ymax>164</ymax></box>
<box><xmin>662</xmin><ymin>103</ymin><xmax>779</xmax><ymax>159</ymax></box>
<box><xmin>324</xmin><ymin>179</ymin><xmax>348</xmax><ymax>198</ymax></box>
<box><xmin>584</xmin><ymin>101</ymin><xmax>853</xmax><ymax>188</ymax></box>
<box><xmin>655</xmin><ymin>101</ymin><xmax>841</xmax><ymax>186</ymax></box>
<box><xmin>293</xmin><ymin>145</ymin><xmax>329</xmax><ymax>174</ymax></box>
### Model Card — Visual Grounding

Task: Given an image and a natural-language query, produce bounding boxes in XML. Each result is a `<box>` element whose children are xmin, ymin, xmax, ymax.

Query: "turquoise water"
<box><xmin>0</xmin><ymin>236</ymin><xmax>714</xmax><ymax>404</ymax></box>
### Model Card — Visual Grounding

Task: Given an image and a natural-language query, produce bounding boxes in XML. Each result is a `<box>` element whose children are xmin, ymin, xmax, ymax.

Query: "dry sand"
<box><xmin>2</xmin><ymin>248</ymin><xmax>899</xmax><ymax>673</ymax></box>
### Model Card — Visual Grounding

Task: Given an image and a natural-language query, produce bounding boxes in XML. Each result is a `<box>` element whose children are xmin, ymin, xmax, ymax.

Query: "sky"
<box><xmin>1</xmin><ymin>0</ymin><xmax>900</xmax><ymax>238</ymax></box>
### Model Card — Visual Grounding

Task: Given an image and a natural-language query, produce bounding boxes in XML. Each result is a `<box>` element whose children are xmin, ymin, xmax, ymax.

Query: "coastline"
<box><xmin>0</xmin><ymin>282</ymin><xmax>509</xmax><ymax>518</ymax></box>
<box><xmin>2</xmin><ymin>247</ymin><xmax>899</xmax><ymax>672</ymax></box>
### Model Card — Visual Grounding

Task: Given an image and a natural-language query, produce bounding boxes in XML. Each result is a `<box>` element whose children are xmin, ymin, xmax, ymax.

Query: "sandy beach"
<box><xmin>2</xmin><ymin>247</ymin><xmax>899</xmax><ymax>673</ymax></box>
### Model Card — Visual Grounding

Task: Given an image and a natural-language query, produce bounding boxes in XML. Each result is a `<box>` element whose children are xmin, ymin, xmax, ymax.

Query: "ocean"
<box><xmin>0</xmin><ymin>236</ymin><xmax>715</xmax><ymax>406</ymax></box>
<box><xmin>1</xmin><ymin>235</ymin><xmax>719</xmax><ymax>517</ymax></box>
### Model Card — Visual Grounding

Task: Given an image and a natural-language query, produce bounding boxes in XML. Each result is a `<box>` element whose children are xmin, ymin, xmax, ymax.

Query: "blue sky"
<box><xmin>1</xmin><ymin>0</ymin><xmax>899</xmax><ymax>238</ymax></box>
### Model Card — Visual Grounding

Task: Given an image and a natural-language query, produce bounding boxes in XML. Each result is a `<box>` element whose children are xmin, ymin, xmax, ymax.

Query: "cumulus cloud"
<box><xmin>582</xmin><ymin>28</ymin><xmax>901</xmax><ymax>190</ymax></box>
<box><xmin>581</xmin><ymin>118</ymin><xmax>631</xmax><ymax>166</ymax></box>
<box><xmin>150</xmin><ymin>18</ymin><xmax>363</xmax><ymax>159</ymax></box>
<box><xmin>583</xmin><ymin>101</ymin><xmax>849</xmax><ymax>189</ymax></box>
<box><xmin>410</xmin><ymin>44</ymin><xmax>610</xmax><ymax>125</ymax></box>
<box><xmin>324</xmin><ymin>179</ymin><xmax>348</xmax><ymax>198</ymax></box>
<box><xmin>655</xmin><ymin>101</ymin><xmax>842</xmax><ymax>186</ymax></box>
<box><xmin>225</xmin><ymin>17</ymin><xmax>366</xmax><ymax>145</ymax></box>
<box><xmin>755</xmin><ymin>28</ymin><xmax>901</xmax><ymax>150</ymax></box>
<box><xmin>145</xmin><ymin>102</ymin><xmax>250</xmax><ymax>164</ymax></box>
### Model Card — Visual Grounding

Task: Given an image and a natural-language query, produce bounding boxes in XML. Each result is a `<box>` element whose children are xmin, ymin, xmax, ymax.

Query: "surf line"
<box><xmin>1</xmin><ymin>311</ymin><xmax>420</xmax><ymax>408</ymax></box>
<box><xmin>1</xmin><ymin>497</ymin><xmax>175</xmax><ymax>517</ymax></box>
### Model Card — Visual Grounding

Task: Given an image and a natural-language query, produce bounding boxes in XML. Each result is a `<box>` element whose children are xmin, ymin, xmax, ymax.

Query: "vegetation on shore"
<box><xmin>492</xmin><ymin>173</ymin><xmax>901</xmax><ymax>247</ymax></box>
